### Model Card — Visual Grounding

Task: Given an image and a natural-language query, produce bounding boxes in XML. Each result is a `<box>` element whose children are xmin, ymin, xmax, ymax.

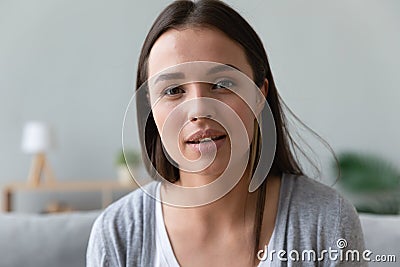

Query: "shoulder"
<box><xmin>281</xmin><ymin>173</ymin><xmax>361</xmax><ymax>224</ymax></box>
<box><xmin>272</xmin><ymin>174</ymin><xmax>366</xmax><ymax>265</ymax></box>
<box><xmin>279</xmin><ymin>173</ymin><xmax>365</xmax><ymax>251</ymax></box>
<box><xmin>87</xmin><ymin>181</ymin><xmax>159</xmax><ymax>266</ymax></box>
<box><xmin>282</xmin><ymin>173</ymin><xmax>349</xmax><ymax>215</ymax></box>
<box><xmin>94</xmin><ymin>181</ymin><xmax>159</xmax><ymax>232</ymax></box>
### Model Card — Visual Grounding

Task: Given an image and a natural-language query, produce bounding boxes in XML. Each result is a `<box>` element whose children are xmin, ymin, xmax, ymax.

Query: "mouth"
<box><xmin>186</xmin><ymin>135</ymin><xmax>226</xmax><ymax>144</ymax></box>
<box><xmin>185</xmin><ymin>129</ymin><xmax>227</xmax><ymax>144</ymax></box>
<box><xmin>184</xmin><ymin>129</ymin><xmax>227</xmax><ymax>153</ymax></box>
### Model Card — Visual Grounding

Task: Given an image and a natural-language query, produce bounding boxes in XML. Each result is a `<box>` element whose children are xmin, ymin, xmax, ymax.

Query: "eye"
<box><xmin>163</xmin><ymin>86</ymin><xmax>185</xmax><ymax>96</ymax></box>
<box><xmin>212</xmin><ymin>79</ymin><xmax>236</xmax><ymax>90</ymax></box>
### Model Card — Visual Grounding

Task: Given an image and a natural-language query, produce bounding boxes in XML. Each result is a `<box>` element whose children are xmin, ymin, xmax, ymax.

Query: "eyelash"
<box><xmin>213</xmin><ymin>79</ymin><xmax>236</xmax><ymax>90</ymax></box>
<box><xmin>163</xmin><ymin>86</ymin><xmax>184</xmax><ymax>96</ymax></box>
<box><xmin>162</xmin><ymin>79</ymin><xmax>236</xmax><ymax>97</ymax></box>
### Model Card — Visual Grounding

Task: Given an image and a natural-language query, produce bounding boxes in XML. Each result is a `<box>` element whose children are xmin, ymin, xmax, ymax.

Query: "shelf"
<box><xmin>2</xmin><ymin>180</ymin><xmax>138</xmax><ymax>212</ymax></box>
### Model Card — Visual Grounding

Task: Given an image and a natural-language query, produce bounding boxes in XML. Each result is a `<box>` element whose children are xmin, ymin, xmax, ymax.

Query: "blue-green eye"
<box><xmin>163</xmin><ymin>86</ymin><xmax>184</xmax><ymax>96</ymax></box>
<box><xmin>212</xmin><ymin>79</ymin><xmax>236</xmax><ymax>90</ymax></box>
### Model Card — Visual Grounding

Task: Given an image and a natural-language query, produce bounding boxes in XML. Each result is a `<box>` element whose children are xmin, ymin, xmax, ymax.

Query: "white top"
<box><xmin>154</xmin><ymin>183</ymin><xmax>275</xmax><ymax>266</ymax></box>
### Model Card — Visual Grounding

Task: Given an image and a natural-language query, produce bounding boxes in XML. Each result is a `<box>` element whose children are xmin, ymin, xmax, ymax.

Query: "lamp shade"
<box><xmin>21</xmin><ymin>121</ymin><xmax>53</xmax><ymax>154</ymax></box>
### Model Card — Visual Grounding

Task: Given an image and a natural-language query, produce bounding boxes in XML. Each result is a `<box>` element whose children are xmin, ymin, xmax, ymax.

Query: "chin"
<box><xmin>196</xmin><ymin>161</ymin><xmax>228</xmax><ymax>177</ymax></box>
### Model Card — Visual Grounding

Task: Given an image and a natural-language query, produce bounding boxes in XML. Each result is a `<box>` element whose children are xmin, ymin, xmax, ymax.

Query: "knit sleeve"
<box><xmin>329</xmin><ymin>195</ymin><xmax>368</xmax><ymax>266</ymax></box>
<box><xmin>86</xmin><ymin>213</ymin><xmax>109</xmax><ymax>267</ymax></box>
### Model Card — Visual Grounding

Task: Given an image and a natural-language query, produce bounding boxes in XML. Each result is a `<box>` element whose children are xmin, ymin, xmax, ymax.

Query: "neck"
<box><xmin>164</xmin><ymin>166</ymin><xmax>258</xmax><ymax>229</ymax></box>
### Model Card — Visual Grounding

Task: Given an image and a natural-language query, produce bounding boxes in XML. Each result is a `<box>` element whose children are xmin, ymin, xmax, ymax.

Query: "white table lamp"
<box><xmin>21</xmin><ymin>121</ymin><xmax>56</xmax><ymax>186</ymax></box>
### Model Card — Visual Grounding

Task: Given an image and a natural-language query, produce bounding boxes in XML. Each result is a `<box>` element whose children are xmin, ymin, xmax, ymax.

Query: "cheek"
<box><xmin>242</xmin><ymin>110</ymin><xmax>256</xmax><ymax>142</ymax></box>
<box><xmin>148</xmin><ymin>92</ymin><xmax>170</xmax><ymax>131</ymax></box>
<box><xmin>152</xmin><ymin>106</ymin><xmax>167</xmax><ymax>135</ymax></box>
<box><xmin>228</xmin><ymin>100</ymin><xmax>256</xmax><ymax>141</ymax></box>
<box><xmin>152</xmin><ymin>104</ymin><xmax>185</xmax><ymax>146</ymax></box>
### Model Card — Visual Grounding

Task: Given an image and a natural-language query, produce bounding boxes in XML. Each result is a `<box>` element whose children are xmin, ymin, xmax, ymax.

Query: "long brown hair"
<box><xmin>135</xmin><ymin>0</ymin><xmax>306</xmax><ymax>262</ymax></box>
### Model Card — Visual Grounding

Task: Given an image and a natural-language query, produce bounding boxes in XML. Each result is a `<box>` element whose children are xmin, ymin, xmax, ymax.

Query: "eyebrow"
<box><xmin>153</xmin><ymin>63</ymin><xmax>241</xmax><ymax>84</ymax></box>
<box><xmin>154</xmin><ymin>72</ymin><xmax>185</xmax><ymax>84</ymax></box>
<box><xmin>206</xmin><ymin>63</ymin><xmax>241</xmax><ymax>74</ymax></box>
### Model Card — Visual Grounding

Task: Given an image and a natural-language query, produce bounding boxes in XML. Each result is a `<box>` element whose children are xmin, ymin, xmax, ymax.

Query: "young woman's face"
<box><xmin>147</xmin><ymin>27</ymin><xmax>265</xmax><ymax>178</ymax></box>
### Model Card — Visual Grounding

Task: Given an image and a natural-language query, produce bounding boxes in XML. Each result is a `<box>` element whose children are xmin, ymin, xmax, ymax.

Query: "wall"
<box><xmin>0</xmin><ymin>0</ymin><xmax>399</xmax><ymax>211</ymax></box>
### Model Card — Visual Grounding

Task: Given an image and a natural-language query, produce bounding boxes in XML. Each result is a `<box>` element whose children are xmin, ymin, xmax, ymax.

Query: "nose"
<box><xmin>186</xmin><ymin>83</ymin><xmax>216</xmax><ymax>122</ymax></box>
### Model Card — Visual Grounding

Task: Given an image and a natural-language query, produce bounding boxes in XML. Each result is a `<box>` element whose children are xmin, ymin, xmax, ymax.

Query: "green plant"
<box><xmin>115</xmin><ymin>149</ymin><xmax>141</xmax><ymax>168</ymax></box>
<box><xmin>333</xmin><ymin>152</ymin><xmax>400</xmax><ymax>214</ymax></box>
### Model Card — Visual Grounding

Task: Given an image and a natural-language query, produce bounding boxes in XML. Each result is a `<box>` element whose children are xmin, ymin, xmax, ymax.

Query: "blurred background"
<box><xmin>1</xmin><ymin>0</ymin><xmax>399</xmax><ymax>213</ymax></box>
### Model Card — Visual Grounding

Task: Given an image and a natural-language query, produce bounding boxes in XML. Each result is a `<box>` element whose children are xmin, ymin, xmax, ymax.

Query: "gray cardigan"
<box><xmin>87</xmin><ymin>174</ymin><xmax>367</xmax><ymax>266</ymax></box>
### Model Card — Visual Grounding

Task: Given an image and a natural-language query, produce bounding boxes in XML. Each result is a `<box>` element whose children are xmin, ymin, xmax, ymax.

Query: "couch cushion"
<box><xmin>359</xmin><ymin>213</ymin><xmax>400</xmax><ymax>266</ymax></box>
<box><xmin>0</xmin><ymin>210</ymin><xmax>101</xmax><ymax>267</ymax></box>
<box><xmin>1</xmin><ymin>211</ymin><xmax>398</xmax><ymax>266</ymax></box>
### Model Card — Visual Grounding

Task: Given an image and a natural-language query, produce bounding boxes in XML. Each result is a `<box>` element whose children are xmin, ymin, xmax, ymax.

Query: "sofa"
<box><xmin>0</xmin><ymin>210</ymin><xmax>101</xmax><ymax>267</ymax></box>
<box><xmin>359</xmin><ymin>213</ymin><xmax>399</xmax><ymax>266</ymax></box>
<box><xmin>0</xmin><ymin>211</ymin><xmax>398</xmax><ymax>267</ymax></box>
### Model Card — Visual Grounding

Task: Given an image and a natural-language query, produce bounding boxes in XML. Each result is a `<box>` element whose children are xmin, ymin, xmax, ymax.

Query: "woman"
<box><xmin>87</xmin><ymin>1</ymin><xmax>366</xmax><ymax>266</ymax></box>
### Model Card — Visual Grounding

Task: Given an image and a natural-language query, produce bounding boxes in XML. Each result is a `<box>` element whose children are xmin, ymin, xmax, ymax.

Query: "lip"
<box><xmin>185</xmin><ymin>129</ymin><xmax>227</xmax><ymax>143</ymax></box>
<box><xmin>185</xmin><ymin>129</ymin><xmax>227</xmax><ymax>153</ymax></box>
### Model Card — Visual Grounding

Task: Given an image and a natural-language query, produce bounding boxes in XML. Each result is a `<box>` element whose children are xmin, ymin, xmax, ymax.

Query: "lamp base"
<box><xmin>28</xmin><ymin>153</ymin><xmax>55</xmax><ymax>186</ymax></box>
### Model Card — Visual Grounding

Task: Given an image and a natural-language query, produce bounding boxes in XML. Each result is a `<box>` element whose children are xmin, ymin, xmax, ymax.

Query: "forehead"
<box><xmin>147</xmin><ymin>27</ymin><xmax>253</xmax><ymax>80</ymax></box>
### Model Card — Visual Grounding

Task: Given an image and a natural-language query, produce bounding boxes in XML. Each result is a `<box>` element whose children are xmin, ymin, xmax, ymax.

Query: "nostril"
<box><xmin>190</xmin><ymin>115</ymin><xmax>212</xmax><ymax>122</ymax></box>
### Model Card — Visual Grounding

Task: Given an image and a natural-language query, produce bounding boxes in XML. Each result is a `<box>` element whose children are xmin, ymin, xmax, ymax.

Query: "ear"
<box><xmin>256</xmin><ymin>78</ymin><xmax>268</xmax><ymax>115</ymax></box>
